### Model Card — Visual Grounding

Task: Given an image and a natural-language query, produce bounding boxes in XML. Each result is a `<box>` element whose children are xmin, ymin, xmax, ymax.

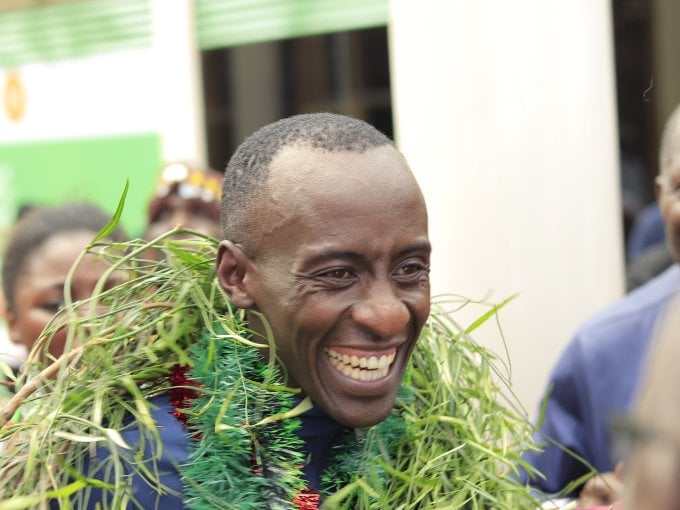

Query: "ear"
<box><xmin>216</xmin><ymin>240</ymin><xmax>256</xmax><ymax>309</ymax></box>
<box><xmin>655</xmin><ymin>175</ymin><xmax>663</xmax><ymax>201</ymax></box>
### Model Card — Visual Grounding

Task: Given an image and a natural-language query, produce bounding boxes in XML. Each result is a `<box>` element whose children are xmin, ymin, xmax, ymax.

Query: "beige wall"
<box><xmin>389</xmin><ymin>0</ymin><xmax>623</xmax><ymax>417</ymax></box>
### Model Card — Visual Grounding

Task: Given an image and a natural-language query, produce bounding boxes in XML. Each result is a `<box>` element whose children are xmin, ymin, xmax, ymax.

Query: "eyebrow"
<box><xmin>300</xmin><ymin>241</ymin><xmax>432</xmax><ymax>268</ymax></box>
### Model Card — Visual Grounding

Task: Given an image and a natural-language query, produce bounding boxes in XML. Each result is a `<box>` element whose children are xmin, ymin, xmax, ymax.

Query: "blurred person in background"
<box><xmin>2</xmin><ymin>202</ymin><xmax>127</xmax><ymax>362</ymax></box>
<box><xmin>523</xmin><ymin>102</ymin><xmax>680</xmax><ymax>504</ymax></box>
<box><xmin>621</xmin><ymin>293</ymin><xmax>680</xmax><ymax>510</ymax></box>
<box><xmin>143</xmin><ymin>162</ymin><xmax>223</xmax><ymax>259</ymax></box>
<box><xmin>578</xmin><ymin>293</ymin><xmax>680</xmax><ymax>510</ymax></box>
<box><xmin>0</xmin><ymin>203</ymin><xmax>40</xmax><ymax>371</ymax></box>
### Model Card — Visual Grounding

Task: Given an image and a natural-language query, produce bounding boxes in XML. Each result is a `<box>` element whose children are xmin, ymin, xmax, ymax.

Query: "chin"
<box><xmin>322</xmin><ymin>397</ymin><xmax>395</xmax><ymax>428</ymax></box>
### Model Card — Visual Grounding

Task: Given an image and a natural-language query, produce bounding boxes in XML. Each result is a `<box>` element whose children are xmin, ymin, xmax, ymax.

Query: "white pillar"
<box><xmin>150</xmin><ymin>0</ymin><xmax>206</xmax><ymax>163</ymax></box>
<box><xmin>389</xmin><ymin>1</ymin><xmax>623</xmax><ymax>415</ymax></box>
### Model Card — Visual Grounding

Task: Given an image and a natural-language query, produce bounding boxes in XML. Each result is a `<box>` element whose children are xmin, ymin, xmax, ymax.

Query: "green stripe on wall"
<box><xmin>196</xmin><ymin>0</ymin><xmax>388</xmax><ymax>49</ymax></box>
<box><xmin>0</xmin><ymin>133</ymin><xmax>161</xmax><ymax>237</ymax></box>
<box><xmin>0</xmin><ymin>0</ymin><xmax>152</xmax><ymax>68</ymax></box>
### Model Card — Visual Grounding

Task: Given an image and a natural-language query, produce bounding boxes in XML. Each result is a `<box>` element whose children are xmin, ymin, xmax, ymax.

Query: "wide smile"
<box><xmin>324</xmin><ymin>346</ymin><xmax>397</xmax><ymax>382</ymax></box>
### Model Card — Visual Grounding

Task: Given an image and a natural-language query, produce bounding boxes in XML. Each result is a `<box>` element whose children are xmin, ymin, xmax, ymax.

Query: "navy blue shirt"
<box><xmin>292</xmin><ymin>401</ymin><xmax>345</xmax><ymax>491</ymax></box>
<box><xmin>79</xmin><ymin>395</ymin><xmax>345</xmax><ymax>507</ymax></box>
<box><xmin>69</xmin><ymin>394</ymin><xmax>189</xmax><ymax>510</ymax></box>
<box><xmin>523</xmin><ymin>264</ymin><xmax>680</xmax><ymax>496</ymax></box>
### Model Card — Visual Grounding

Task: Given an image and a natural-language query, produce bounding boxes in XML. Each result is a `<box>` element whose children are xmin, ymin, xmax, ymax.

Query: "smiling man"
<box><xmin>216</xmin><ymin>114</ymin><xmax>430</xmax><ymax>431</ymax></box>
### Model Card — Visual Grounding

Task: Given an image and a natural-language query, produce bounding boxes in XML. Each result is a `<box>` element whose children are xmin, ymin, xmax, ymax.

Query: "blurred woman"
<box><xmin>2</xmin><ymin>202</ymin><xmax>127</xmax><ymax>361</ymax></box>
<box><xmin>145</xmin><ymin>162</ymin><xmax>222</xmax><ymax>241</ymax></box>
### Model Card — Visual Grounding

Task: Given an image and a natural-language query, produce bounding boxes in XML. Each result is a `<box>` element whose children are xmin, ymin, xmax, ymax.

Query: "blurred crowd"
<box><xmin>0</xmin><ymin>161</ymin><xmax>223</xmax><ymax>374</ymax></box>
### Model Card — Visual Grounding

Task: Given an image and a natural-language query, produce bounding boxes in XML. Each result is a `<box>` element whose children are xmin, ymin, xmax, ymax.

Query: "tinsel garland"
<box><xmin>168</xmin><ymin>364</ymin><xmax>201</xmax><ymax>429</ymax></box>
<box><xmin>173</xmin><ymin>328</ymin><xmax>408</xmax><ymax>510</ymax></box>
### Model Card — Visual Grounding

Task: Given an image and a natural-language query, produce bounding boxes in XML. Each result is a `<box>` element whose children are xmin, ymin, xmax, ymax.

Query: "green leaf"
<box><xmin>92</xmin><ymin>179</ymin><xmax>128</xmax><ymax>243</ymax></box>
<box><xmin>53</xmin><ymin>431</ymin><xmax>105</xmax><ymax>443</ymax></box>
<box><xmin>464</xmin><ymin>293</ymin><xmax>518</xmax><ymax>334</ymax></box>
<box><xmin>255</xmin><ymin>396</ymin><xmax>313</xmax><ymax>427</ymax></box>
<box><xmin>0</xmin><ymin>361</ymin><xmax>16</xmax><ymax>382</ymax></box>
<box><xmin>0</xmin><ymin>495</ymin><xmax>48</xmax><ymax>510</ymax></box>
<box><xmin>104</xmin><ymin>427</ymin><xmax>131</xmax><ymax>450</ymax></box>
<box><xmin>0</xmin><ymin>481</ymin><xmax>87</xmax><ymax>510</ymax></box>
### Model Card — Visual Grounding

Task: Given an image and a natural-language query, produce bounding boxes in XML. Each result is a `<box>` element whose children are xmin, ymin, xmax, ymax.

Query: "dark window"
<box><xmin>201</xmin><ymin>27</ymin><xmax>392</xmax><ymax>170</ymax></box>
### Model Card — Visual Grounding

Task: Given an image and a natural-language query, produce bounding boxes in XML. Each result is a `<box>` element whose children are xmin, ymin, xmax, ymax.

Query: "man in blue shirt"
<box><xmin>524</xmin><ymin>103</ymin><xmax>680</xmax><ymax>505</ymax></box>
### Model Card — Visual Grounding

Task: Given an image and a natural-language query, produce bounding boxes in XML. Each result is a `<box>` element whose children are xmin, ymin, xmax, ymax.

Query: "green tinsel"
<box><xmin>182</xmin><ymin>324</ymin><xmax>307</xmax><ymax>509</ymax></box>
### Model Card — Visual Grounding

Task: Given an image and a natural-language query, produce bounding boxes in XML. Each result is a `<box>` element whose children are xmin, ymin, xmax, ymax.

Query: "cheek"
<box><xmin>266</xmin><ymin>300</ymin><xmax>335</xmax><ymax>369</ymax></box>
<box><xmin>16</xmin><ymin>309</ymin><xmax>54</xmax><ymax>350</ymax></box>
<box><xmin>47</xmin><ymin>329</ymin><xmax>68</xmax><ymax>358</ymax></box>
<box><xmin>407</xmin><ymin>285</ymin><xmax>431</xmax><ymax>328</ymax></box>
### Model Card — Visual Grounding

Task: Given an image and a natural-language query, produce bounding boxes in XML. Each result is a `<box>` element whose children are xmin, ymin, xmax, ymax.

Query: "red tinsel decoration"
<box><xmin>168</xmin><ymin>364</ymin><xmax>201</xmax><ymax>428</ymax></box>
<box><xmin>293</xmin><ymin>488</ymin><xmax>320</xmax><ymax>510</ymax></box>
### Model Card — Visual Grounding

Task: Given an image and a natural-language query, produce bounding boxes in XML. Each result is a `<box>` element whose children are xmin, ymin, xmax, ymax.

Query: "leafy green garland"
<box><xmin>0</xmin><ymin>229</ymin><xmax>546</xmax><ymax>510</ymax></box>
<box><xmin>180</xmin><ymin>323</ymin><xmax>308</xmax><ymax>509</ymax></box>
<box><xmin>178</xmin><ymin>325</ymin><xmax>409</xmax><ymax>510</ymax></box>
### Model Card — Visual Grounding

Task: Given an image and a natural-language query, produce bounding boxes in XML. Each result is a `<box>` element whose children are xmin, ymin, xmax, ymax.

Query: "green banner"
<box><xmin>0</xmin><ymin>133</ymin><xmax>161</xmax><ymax>237</ymax></box>
<box><xmin>196</xmin><ymin>0</ymin><xmax>388</xmax><ymax>49</ymax></box>
<box><xmin>0</xmin><ymin>0</ymin><xmax>151</xmax><ymax>67</ymax></box>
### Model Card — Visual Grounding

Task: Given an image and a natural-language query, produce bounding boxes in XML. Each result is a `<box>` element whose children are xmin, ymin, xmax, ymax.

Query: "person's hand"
<box><xmin>577</xmin><ymin>463</ymin><xmax>625</xmax><ymax>507</ymax></box>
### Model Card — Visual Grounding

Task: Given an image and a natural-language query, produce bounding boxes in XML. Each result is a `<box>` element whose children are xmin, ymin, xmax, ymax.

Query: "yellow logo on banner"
<box><xmin>4</xmin><ymin>71</ymin><xmax>26</xmax><ymax>122</ymax></box>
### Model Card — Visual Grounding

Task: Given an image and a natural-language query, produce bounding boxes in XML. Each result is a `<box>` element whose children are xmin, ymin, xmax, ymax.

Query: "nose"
<box><xmin>350</xmin><ymin>280</ymin><xmax>411</xmax><ymax>339</ymax></box>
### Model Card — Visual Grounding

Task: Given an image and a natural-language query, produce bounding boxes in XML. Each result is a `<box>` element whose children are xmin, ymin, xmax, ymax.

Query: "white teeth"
<box><xmin>325</xmin><ymin>348</ymin><xmax>396</xmax><ymax>381</ymax></box>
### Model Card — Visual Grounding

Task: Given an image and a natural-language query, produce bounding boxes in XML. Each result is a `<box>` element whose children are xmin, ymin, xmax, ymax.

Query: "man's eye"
<box><xmin>394</xmin><ymin>262</ymin><xmax>429</xmax><ymax>278</ymax></box>
<box><xmin>320</xmin><ymin>269</ymin><xmax>355</xmax><ymax>280</ymax></box>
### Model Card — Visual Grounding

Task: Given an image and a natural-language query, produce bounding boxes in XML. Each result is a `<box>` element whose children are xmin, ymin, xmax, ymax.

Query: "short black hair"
<box><xmin>220</xmin><ymin>112</ymin><xmax>393</xmax><ymax>247</ymax></box>
<box><xmin>2</xmin><ymin>202</ymin><xmax>127</xmax><ymax>312</ymax></box>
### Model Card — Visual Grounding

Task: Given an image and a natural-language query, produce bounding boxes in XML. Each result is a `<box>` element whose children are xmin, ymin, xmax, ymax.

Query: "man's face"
<box><xmin>220</xmin><ymin>145</ymin><xmax>431</xmax><ymax>427</ymax></box>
